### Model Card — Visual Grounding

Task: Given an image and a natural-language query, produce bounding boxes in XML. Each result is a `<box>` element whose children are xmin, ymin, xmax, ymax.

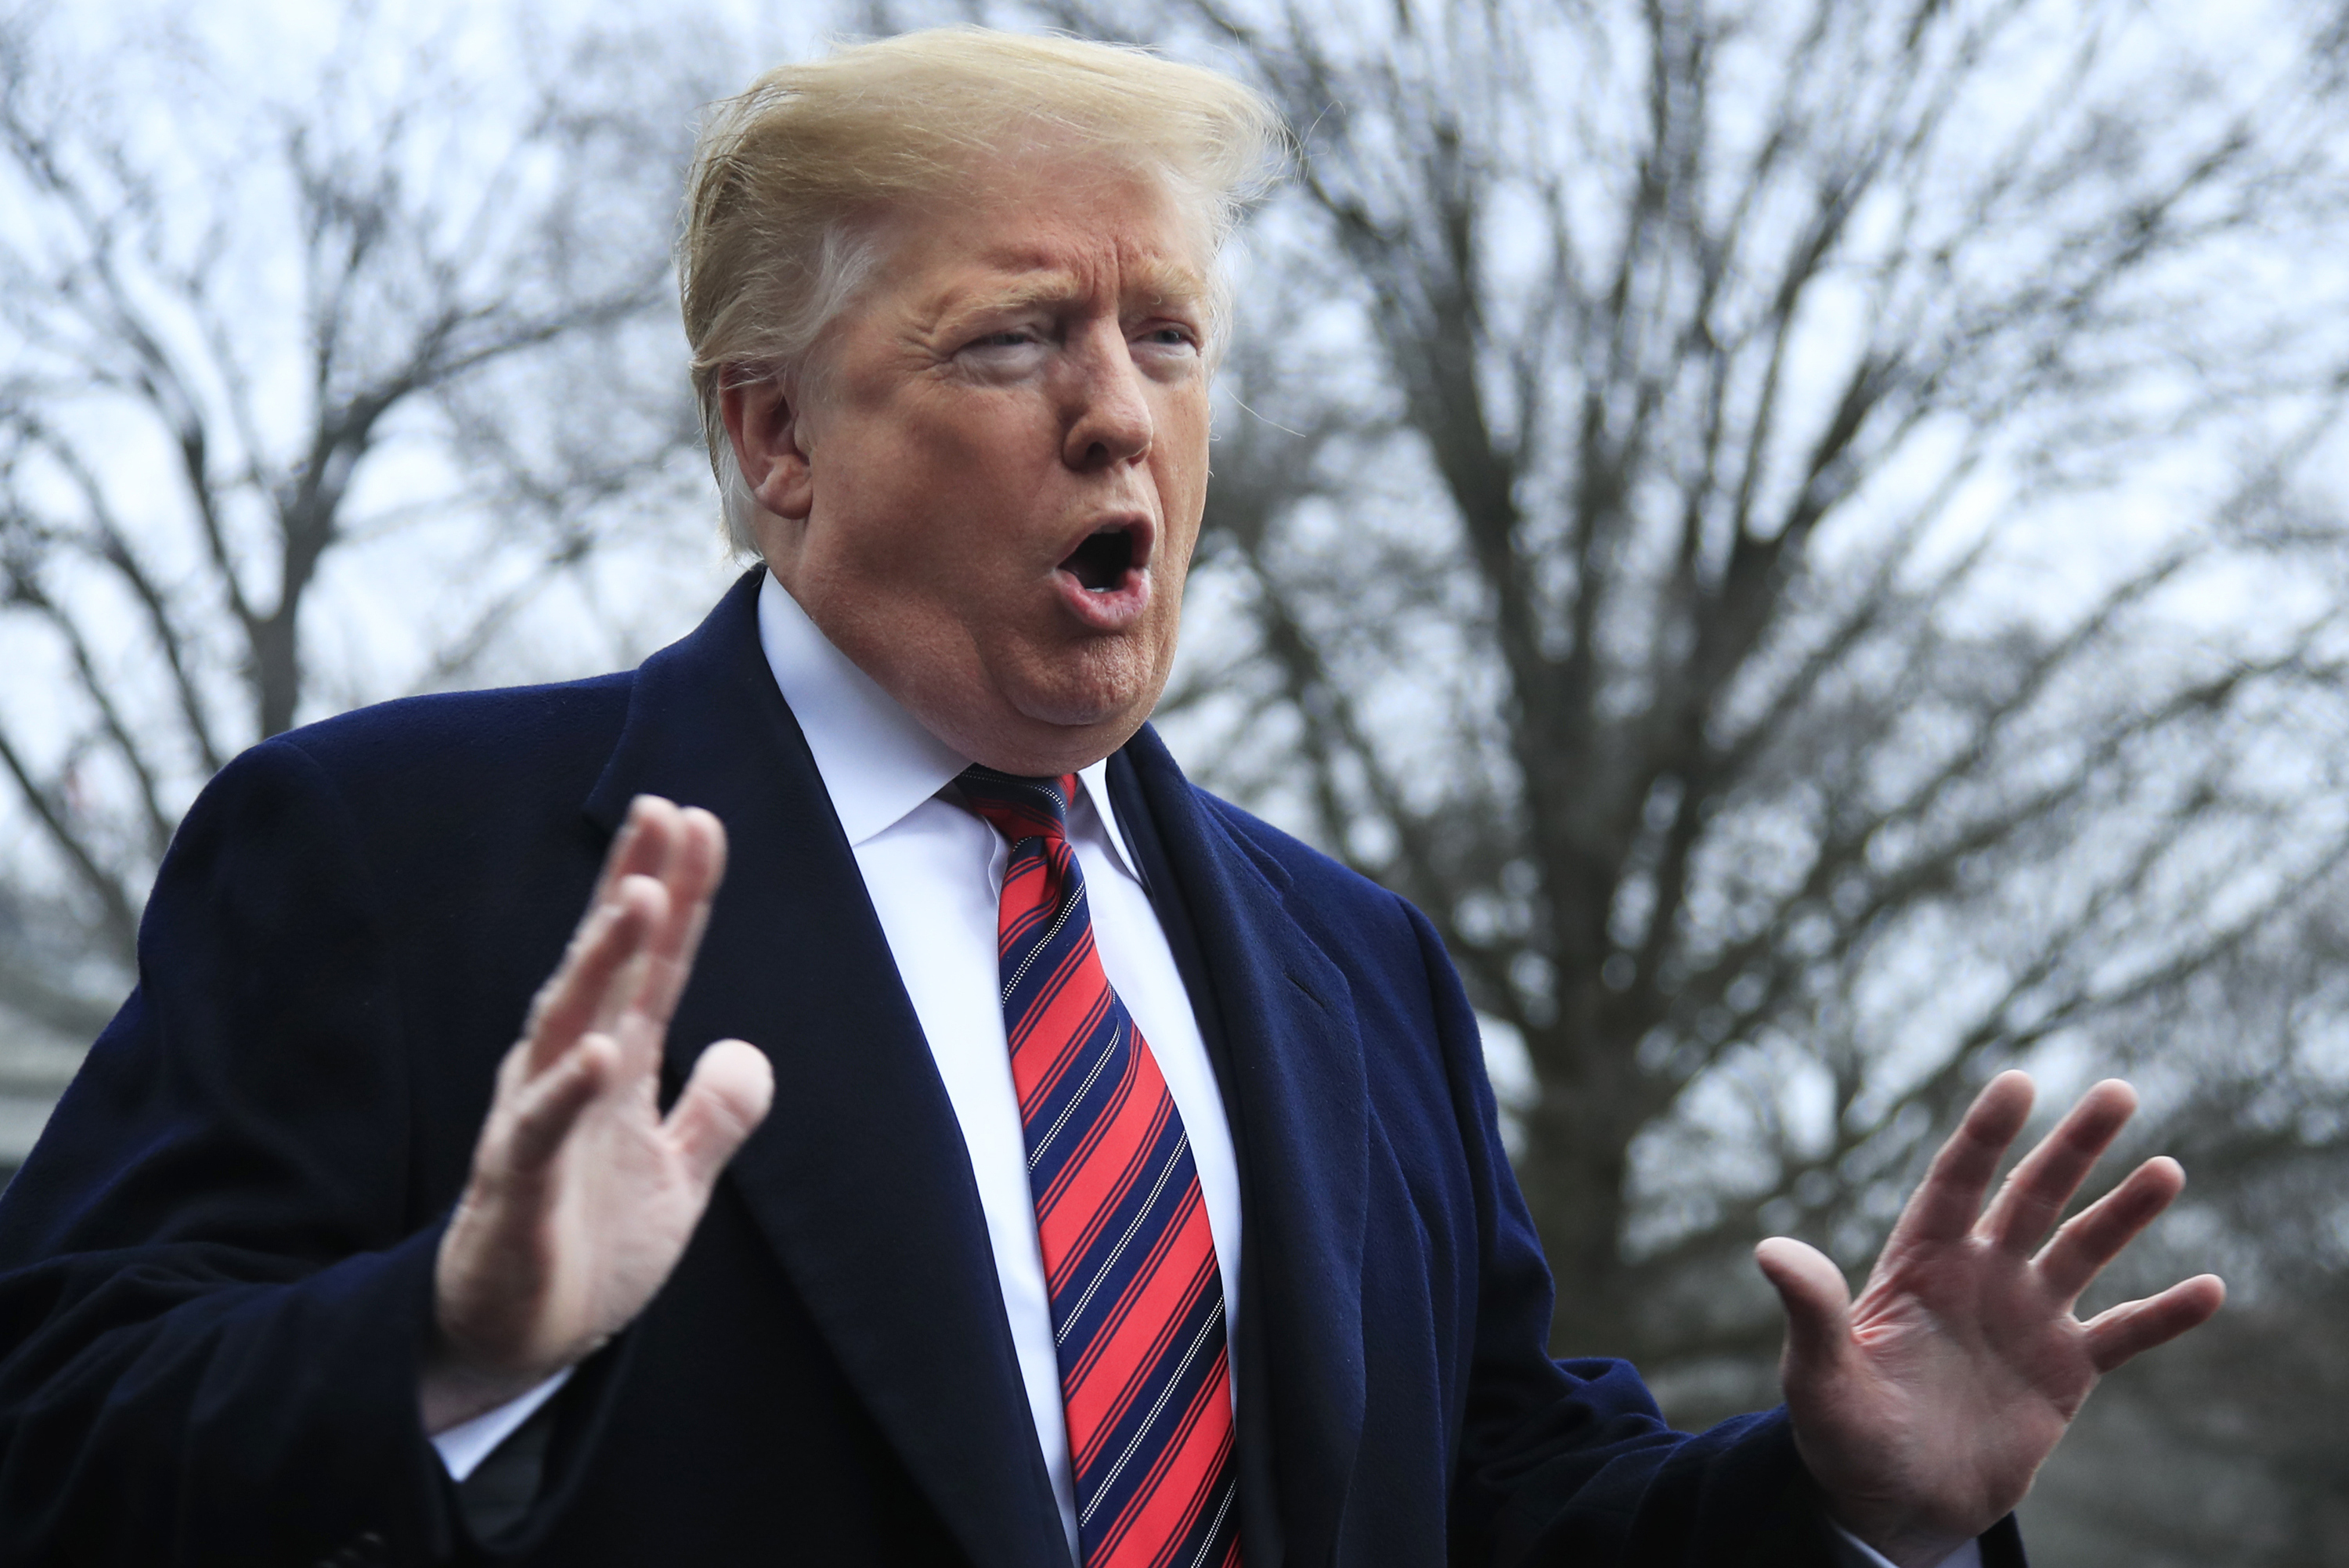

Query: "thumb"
<box><xmin>666</xmin><ymin>1038</ymin><xmax>775</xmax><ymax>1193</ymax></box>
<box><xmin>1755</xmin><ymin>1236</ymin><xmax>1854</xmax><ymax>1385</ymax></box>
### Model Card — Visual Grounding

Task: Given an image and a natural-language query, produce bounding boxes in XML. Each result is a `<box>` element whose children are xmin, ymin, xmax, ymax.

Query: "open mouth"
<box><xmin>1052</xmin><ymin>517</ymin><xmax>1154</xmax><ymax>630</ymax></box>
<box><xmin>1060</xmin><ymin>525</ymin><xmax>1137</xmax><ymax>592</ymax></box>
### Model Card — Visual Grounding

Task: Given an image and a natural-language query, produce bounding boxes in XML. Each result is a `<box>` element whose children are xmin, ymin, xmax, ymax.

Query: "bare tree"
<box><xmin>0</xmin><ymin>1</ymin><xmax>723</xmax><ymax>1011</ymax></box>
<box><xmin>976</xmin><ymin>0</ymin><xmax>2349</xmax><ymax>1410</ymax></box>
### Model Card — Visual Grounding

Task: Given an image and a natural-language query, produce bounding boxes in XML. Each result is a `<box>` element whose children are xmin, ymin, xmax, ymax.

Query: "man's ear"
<box><xmin>718</xmin><ymin>370</ymin><xmax>814</xmax><ymax>521</ymax></box>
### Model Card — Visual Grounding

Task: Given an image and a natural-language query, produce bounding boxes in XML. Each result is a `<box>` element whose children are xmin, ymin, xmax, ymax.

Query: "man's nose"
<box><xmin>1060</xmin><ymin>323</ymin><xmax>1153</xmax><ymax>471</ymax></box>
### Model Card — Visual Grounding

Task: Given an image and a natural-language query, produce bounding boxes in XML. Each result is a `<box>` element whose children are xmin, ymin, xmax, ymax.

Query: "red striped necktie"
<box><xmin>955</xmin><ymin>766</ymin><xmax>1241</xmax><ymax>1568</ymax></box>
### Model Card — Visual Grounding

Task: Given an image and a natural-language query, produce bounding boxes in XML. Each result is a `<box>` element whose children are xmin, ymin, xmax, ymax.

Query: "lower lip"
<box><xmin>1055</xmin><ymin>567</ymin><xmax>1152</xmax><ymax>631</ymax></box>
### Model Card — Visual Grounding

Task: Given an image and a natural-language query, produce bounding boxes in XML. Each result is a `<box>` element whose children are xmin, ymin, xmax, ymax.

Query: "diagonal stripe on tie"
<box><xmin>958</xmin><ymin>766</ymin><xmax>1241</xmax><ymax>1568</ymax></box>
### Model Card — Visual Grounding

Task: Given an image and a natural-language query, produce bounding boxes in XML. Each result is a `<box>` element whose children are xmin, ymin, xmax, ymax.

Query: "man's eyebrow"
<box><xmin>1125</xmin><ymin>258</ymin><xmax>1210</xmax><ymax>309</ymax></box>
<box><xmin>949</xmin><ymin>274</ymin><xmax>1084</xmax><ymax>318</ymax></box>
<box><xmin>946</xmin><ymin>260</ymin><xmax>1211</xmax><ymax>320</ymax></box>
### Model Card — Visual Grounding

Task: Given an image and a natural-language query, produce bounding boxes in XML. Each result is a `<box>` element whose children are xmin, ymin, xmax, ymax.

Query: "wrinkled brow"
<box><xmin>956</xmin><ymin>258</ymin><xmax>1209</xmax><ymax>319</ymax></box>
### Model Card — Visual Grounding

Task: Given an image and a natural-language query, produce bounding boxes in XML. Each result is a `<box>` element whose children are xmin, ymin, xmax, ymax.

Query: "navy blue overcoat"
<box><xmin>0</xmin><ymin>571</ymin><xmax>2022</xmax><ymax>1565</ymax></box>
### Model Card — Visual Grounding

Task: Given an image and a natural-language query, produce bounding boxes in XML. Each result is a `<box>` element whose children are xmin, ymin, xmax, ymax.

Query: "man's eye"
<box><xmin>971</xmin><ymin>330</ymin><xmax>1039</xmax><ymax>350</ymax></box>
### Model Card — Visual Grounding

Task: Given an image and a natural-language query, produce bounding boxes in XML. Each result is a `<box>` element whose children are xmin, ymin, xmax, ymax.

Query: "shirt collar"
<box><xmin>755</xmin><ymin>571</ymin><xmax>1142</xmax><ymax>880</ymax></box>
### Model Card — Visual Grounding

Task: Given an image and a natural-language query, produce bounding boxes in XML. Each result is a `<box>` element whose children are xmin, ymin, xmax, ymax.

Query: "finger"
<box><xmin>2036</xmin><ymin>1155</ymin><xmax>2186</xmax><ymax>1303</ymax></box>
<box><xmin>534</xmin><ymin>798</ymin><xmax>682</xmax><ymax>1047</ymax></box>
<box><xmin>1983</xmin><ymin>1079</ymin><xmax>2138</xmax><ymax>1255</ymax></box>
<box><xmin>679</xmin><ymin>806</ymin><xmax>727</xmax><ymax>899</ymax></box>
<box><xmin>1755</xmin><ymin>1236</ymin><xmax>1854</xmax><ymax>1381</ymax></box>
<box><xmin>501</xmin><ymin>1032</ymin><xmax>619</xmax><ymax>1173</ymax></box>
<box><xmin>665</xmin><ymin>1038</ymin><xmax>774</xmax><ymax>1195</ymax></box>
<box><xmin>1886</xmin><ymin>1070</ymin><xmax>2035</xmax><ymax>1246</ymax></box>
<box><xmin>523</xmin><ymin>878</ymin><xmax>662</xmax><ymax>1072</ymax></box>
<box><xmin>633</xmin><ymin>808</ymin><xmax>728</xmax><ymax>1028</ymax></box>
<box><xmin>590</xmin><ymin>795</ymin><xmax>680</xmax><ymax>907</ymax></box>
<box><xmin>2083</xmin><ymin>1274</ymin><xmax>2225</xmax><ymax>1372</ymax></box>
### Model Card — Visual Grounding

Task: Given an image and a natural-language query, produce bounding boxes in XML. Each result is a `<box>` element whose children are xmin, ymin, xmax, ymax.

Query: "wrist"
<box><xmin>1821</xmin><ymin>1501</ymin><xmax>1972</xmax><ymax>1568</ymax></box>
<box><xmin>1792</xmin><ymin>1418</ymin><xmax>1996</xmax><ymax>1568</ymax></box>
<box><xmin>419</xmin><ymin>1313</ymin><xmax>601</xmax><ymax>1435</ymax></box>
<box><xmin>426</xmin><ymin>1217</ymin><xmax>596</xmax><ymax>1433</ymax></box>
<box><xmin>419</xmin><ymin>1343</ymin><xmax>557</xmax><ymax>1435</ymax></box>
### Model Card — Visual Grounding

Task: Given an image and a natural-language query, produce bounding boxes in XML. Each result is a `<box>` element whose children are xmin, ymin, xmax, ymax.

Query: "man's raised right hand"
<box><xmin>420</xmin><ymin>795</ymin><xmax>775</xmax><ymax>1433</ymax></box>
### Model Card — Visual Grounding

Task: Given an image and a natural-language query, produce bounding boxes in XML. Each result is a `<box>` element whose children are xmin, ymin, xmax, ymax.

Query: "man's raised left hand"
<box><xmin>1755</xmin><ymin>1071</ymin><xmax>2225</xmax><ymax>1567</ymax></box>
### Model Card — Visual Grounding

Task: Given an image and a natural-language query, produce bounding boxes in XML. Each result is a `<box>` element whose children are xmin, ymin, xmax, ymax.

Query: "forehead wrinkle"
<box><xmin>935</xmin><ymin>251</ymin><xmax>1210</xmax><ymax>324</ymax></box>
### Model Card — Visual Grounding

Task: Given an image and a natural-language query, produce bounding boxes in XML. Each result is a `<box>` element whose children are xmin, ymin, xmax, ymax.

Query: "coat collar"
<box><xmin>584</xmin><ymin>570</ymin><xmax>1372</xmax><ymax>1567</ymax></box>
<box><xmin>1110</xmin><ymin>730</ymin><xmax>1372</xmax><ymax>1568</ymax></box>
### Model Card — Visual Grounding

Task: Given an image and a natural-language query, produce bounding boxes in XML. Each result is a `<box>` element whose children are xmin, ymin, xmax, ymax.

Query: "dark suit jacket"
<box><xmin>0</xmin><ymin>571</ymin><xmax>2022</xmax><ymax>1566</ymax></box>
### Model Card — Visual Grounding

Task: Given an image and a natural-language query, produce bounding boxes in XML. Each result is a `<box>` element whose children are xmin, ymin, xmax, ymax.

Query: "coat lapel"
<box><xmin>1113</xmin><ymin>727</ymin><xmax>1372</xmax><ymax>1568</ymax></box>
<box><xmin>583</xmin><ymin>571</ymin><xmax>1068</xmax><ymax>1568</ymax></box>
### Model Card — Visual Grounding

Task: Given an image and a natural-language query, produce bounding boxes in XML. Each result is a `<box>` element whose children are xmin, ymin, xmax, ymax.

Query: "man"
<box><xmin>0</xmin><ymin>29</ymin><xmax>2219</xmax><ymax>1567</ymax></box>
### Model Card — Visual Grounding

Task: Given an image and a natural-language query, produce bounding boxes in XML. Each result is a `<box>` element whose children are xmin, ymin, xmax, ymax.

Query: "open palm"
<box><xmin>424</xmin><ymin>798</ymin><xmax>775</xmax><ymax>1432</ymax></box>
<box><xmin>1756</xmin><ymin>1072</ymin><xmax>2225</xmax><ymax>1568</ymax></box>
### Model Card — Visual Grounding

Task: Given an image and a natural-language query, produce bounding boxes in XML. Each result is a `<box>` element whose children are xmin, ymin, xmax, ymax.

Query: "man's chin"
<box><xmin>892</xmin><ymin>636</ymin><xmax>1171</xmax><ymax>773</ymax></box>
<box><xmin>888</xmin><ymin>672</ymin><xmax>1143</xmax><ymax>774</ymax></box>
<box><xmin>943</xmin><ymin>677</ymin><xmax>1148</xmax><ymax>774</ymax></box>
<box><xmin>990</xmin><ymin>636</ymin><xmax>1160</xmax><ymax>722</ymax></box>
<box><xmin>982</xmin><ymin>703</ymin><xmax>1146</xmax><ymax>774</ymax></box>
<box><xmin>1009</xmin><ymin>683</ymin><xmax>1132</xmax><ymax>730</ymax></box>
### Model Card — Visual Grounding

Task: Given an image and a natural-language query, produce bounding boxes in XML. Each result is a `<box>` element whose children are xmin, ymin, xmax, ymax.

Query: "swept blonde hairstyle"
<box><xmin>680</xmin><ymin>27</ymin><xmax>1288</xmax><ymax>554</ymax></box>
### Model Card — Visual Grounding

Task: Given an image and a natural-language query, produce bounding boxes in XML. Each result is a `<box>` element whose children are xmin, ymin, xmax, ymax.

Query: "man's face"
<box><xmin>729</xmin><ymin>158</ymin><xmax>1213</xmax><ymax>776</ymax></box>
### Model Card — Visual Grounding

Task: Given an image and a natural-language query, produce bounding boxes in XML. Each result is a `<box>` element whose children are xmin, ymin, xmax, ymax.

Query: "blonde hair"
<box><xmin>680</xmin><ymin>27</ymin><xmax>1289</xmax><ymax>554</ymax></box>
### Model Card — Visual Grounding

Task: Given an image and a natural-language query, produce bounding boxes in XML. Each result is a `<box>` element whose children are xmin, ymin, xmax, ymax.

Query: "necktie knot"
<box><xmin>957</xmin><ymin>765</ymin><xmax>1077</xmax><ymax>848</ymax></box>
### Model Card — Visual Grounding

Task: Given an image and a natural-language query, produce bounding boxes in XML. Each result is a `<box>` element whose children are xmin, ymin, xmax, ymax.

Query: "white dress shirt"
<box><xmin>434</xmin><ymin>573</ymin><xmax>1977</xmax><ymax>1568</ymax></box>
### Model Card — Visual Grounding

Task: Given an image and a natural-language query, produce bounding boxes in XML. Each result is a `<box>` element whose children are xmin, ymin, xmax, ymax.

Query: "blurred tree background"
<box><xmin>0</xmin><ymin>0</ymin><xmax>745</xmax><ymax>1148</ymax></box>
<box><xmin>7</xmin><ymin>0</ymin><xmax>2349</xmax><ymax>1561</ymax></box>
